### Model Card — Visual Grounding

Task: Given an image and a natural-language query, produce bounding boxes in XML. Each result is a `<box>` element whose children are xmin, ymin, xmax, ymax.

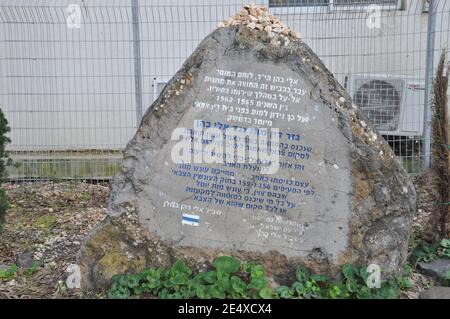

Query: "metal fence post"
<box><xmin>132</xmin><ymin>0</ymin><xmax>143</xmax><ymax>127</ymax></box>
<box><xmin>423</xmin><ymin>0</ymin><xmax>438</xmax><ymax>171</ymax></box>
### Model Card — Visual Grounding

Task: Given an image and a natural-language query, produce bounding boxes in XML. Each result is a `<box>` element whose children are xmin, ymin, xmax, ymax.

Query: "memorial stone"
<box><xmin>78</xmin><ymin>5</ymin><xmax>416</xmax><ymax>290</ymax></box>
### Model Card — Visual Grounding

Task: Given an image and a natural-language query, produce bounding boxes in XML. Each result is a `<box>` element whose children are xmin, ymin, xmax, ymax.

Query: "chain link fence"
<box><xmin>0</xmin><ymin>0</ymin><xmax>449</xmax><ymax>181</ymax></box>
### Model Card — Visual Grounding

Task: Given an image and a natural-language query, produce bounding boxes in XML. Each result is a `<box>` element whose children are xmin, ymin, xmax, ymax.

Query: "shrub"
<box><xmin>431</xmin><ymin>52</ymin><xmax>450</xmax><ymax>238</ymax></box>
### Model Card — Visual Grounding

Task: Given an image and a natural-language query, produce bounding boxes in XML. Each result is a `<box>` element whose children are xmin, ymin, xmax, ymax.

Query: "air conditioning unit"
<box><xmin>346</xmin><ymin>74</ymin><xmax>425</xmax><ymax>137</ymax></box>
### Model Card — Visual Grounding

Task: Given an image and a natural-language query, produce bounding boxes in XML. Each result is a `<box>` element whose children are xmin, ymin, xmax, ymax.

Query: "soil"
<box><xmin>0</xmin><ymin>182</ymin><xmax>107</xmax><ymax>299</ymax></box>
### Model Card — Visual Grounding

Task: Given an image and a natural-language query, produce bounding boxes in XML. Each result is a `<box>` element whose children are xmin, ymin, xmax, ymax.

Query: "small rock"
<box><xmin>7</xmin><ymin>280</ymin><xmax>17</xmax><ymax>287</ymax></box>
<box><xmin>34</xmin><ymin>252</ymin><xmax>43</xmax><ymax>260</ymax></box>
<box><xmin>16</xmin><ymin>252</ymin><xmax>35</xmax><ymax>268</ymax></box>
<box><xmin>419</xmin><ymin>287</ymin><xmax>450</xmax><ymax>299</ymax></box>
<box><xmin>255</xmin><ymin>24</ymin><xmax>264</xmax><ymax>31</ymax></box>
<box><xmin>0</xmin><ymin>264</ymin><xmax>10</xmax><ymax>272</ymax></box>
<box><xmin>239</xmin><ymin>9</ymin><xmax>249</xmax><ymax>16</ymax></box>
<box><xmin>273</xmin><ymin>27</ymin><xmax>282</xmax><ymax>34</ymax></box>
<box><xmin>417</xmin><ymin>258</ymin><xmax>450</xmax><ymax>283</ymax></box>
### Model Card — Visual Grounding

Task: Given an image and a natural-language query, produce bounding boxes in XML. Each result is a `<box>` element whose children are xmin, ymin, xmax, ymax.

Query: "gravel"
<box><xmin>0</xmin><ymin>181</ymin><xmax>108</xmax><ymax>299</ymax></box>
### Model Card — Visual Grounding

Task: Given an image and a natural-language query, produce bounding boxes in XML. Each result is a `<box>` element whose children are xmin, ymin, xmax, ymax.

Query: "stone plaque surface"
<box><xmin>79</xmin><ymin>14</ymin><xmax>415</xmax><ymax>290</ymax></box>
<box><xmin>139</xmin><ymin>58</ymin><xmax>351</xmax><ymax>261</ymax></box>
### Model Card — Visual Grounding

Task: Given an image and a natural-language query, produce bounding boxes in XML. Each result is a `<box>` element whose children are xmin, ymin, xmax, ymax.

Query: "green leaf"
<box><xmin>250</xmin><ymin>264</ymin><xmax>265</xmax><ymax>279</ymax></box>
<box><xmin>133</xmin><ymin>286</ymin><xmax>143</xmax><ymax>296</ymax></box>
<box><xmin>441</xmin><ymin>248</ymin><xmax>450</xmax><ymax>258</ymax></box>
<box><xmin>195</xmin><ymin>285</ymin><xmax>211</xmax><ymax>299</ymax></box>
<box><xmin>248</xmin><ymin>276</ymin><xmax>266</xmax><ymax>290</ymax></box>
<box><xmin>276</xmin><ymin>286</ymin><xmax>292</xmax><ymax>299</ymax></box>
<box><xmin>399</xmin><ymin>277</ymin><xmax>413</xmax><ymax>289</ymax></box>
<box><xmin>442</xmin><ymin>270</ymin><xmax>450</xmax><ymax>286</ymax></box>
<box><xmin>358</xmin><ymin>267</ymin><xmax>371</xmax><ymax>283</ymax></box>
<box><xmin>126</xmin><ymin>274</ymin><xmax>140</xmax><ymax>288</ymax></box>
<box><xmin>409</xmin><ymin>242</ymin><xmax>440</xmax><ymax>265</ymax></box>
<box><xmin>180</xmin><ymin>286</ymin><xmax>196</xmax><ymax>299</ymax></box>
<box><xmin>118</xmin><ymin>275</ymin><xmax>129</xmax><ymax>287</ymax></box>
<box><xmin>292</xmin><ymin>281</ymin><xmax>305</xmax><ymax>295</ymax></box>
<box><xmin>166</xmin><ymin>292</ymin><xmax>183</xmax><ymax>299</ymax></box>
<box><xmin>295</xmin><ymin>266</ymin><xmax>309</xmax><ymax>282</ymax></box>
<box><xmin>171</xmin><ymin>260</ymin><xmax>192</xmax><ymax>276</ymax></box>
<box><xmin>111</xmin><ymin>274</ymin><xmax>122</xmax><ymax>284</ymax></box>
<box><xmin>108</xmin><ymin>286</ymin><xmax>130</xmax><ymax>299</ymax></box>
<box><xmin>158</xmin><ymin>288</ymin><xmax>169</xmax><ymax>299</ymax></box>
<box><xmin>355</xmin><ymin>286</ymin><xmax>372</xmax><ymax>299</ymax></box>
<box><xmin>342</xmin><ymin>264</ymin><xmax>357</xmax><ymax>281</ymax></box>
<box><xmin>110</xmin><ymin>281</ymin><xmax>120</xmax><ymax>291</ymax></box>
<box><xmin>345</xmin><ymin>279</ymin><xmax>359</xmax><ymax>293</ymax></box>
<box><xmin>170</xmin><ymin>274</ymin><xmax>188</xmax><ymax>285</ymax></box>
<box><xmin>141</xmin><ymin>269</ymin><xmax>162</xmax><ymax>290</ymax></box>
<box><xmin>327</xmin><ymin>285</ymin><xmax>346</xmax><ymax>299</ymax></box>
<box><xmin>194</xmin><ymin>271</ymin><xmax>217</xmax><ymax>284</ymax></box>
<box><xmin>142</xmin><ymin>279</ymin><xmax>160</xmax><ymax>290</ymax></box>
<box><xmin>213</xmin><ymin>256</ymin><xmax>241</xmax><ymax>274</ymax></box>
<box><xmin>217</xmin><ymin>274</ymin><xmax>232</xmax><ymax>293</ymax></box>
<box><xmin>377</xmin><ymin>281</ymin><xmax>399</xmax><ymax>299</ymax></box>
<box><xmin>210</xmin><ymin>285</ymin><xmax>226</xmax><ymax>299</ymax></box>
<box><xmin>440</xmin><ymin>239</ymin><xmax>450</xmax><ymax>248</ymax></box>
<box><xmin>310</xmin><ymin>274</ymin><xmax>329</xmax><ymax>283</ymax></box>
<box><xmin>259</xmin><ymin>287</ymin><xmax>273</xmax><ymax>299</ymax></box>
<box><xmin>443</xmin><ymin>270</ymin><xmax>450</xmax><ymax>280</ymax></box>
<box><xmin>231</xmin><ymin>276</ymin><xmax>248</xmax><ymax>297</ymax></box>
<box><xmin>141</xmin><ymin>268</ymin><xmax>161</xmax><ymax>281</ymax></box>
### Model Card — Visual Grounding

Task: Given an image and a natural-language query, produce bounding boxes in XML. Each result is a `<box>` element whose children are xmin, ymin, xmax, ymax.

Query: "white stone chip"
<box><xmin>216</xmin><ymin>4</ymin><xmax>302</xmax><ymax>44</ymax></box>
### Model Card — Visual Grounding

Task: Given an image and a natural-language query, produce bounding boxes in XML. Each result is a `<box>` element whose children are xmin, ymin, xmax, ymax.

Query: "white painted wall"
<box><xmin>0</xmin><ymin>0</ymin><xmax>448</xmax><ymax>151</ymax></box>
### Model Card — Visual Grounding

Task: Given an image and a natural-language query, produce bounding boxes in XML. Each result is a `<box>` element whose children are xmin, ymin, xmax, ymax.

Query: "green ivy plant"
<box><xmin>107</xmin><ymin>257</ymin><xmax>402</xmax><ymax>300</ymax></box>
<box><xmin>108</xmin><ymin>256</ymin><xmax>274</xmax><ymax>299</ymax></box>
<box><xmin>275</xmin><ymin>264</ymin><xmax>400</xmax><ymax>299</ymax></box>
<box><xmin>409</xmin><ymin>238</ymin><xmax>450</xmax><ymax>266</ymax></box>
<box><xmin>439</xmin><ymin>239</ymin><xmax>450</xmax><ymax>258</ymax></box>
<box><xmin>442</xmin><ymin>271</ymin><xmax>450</xmax><ymax>287</ymax></box>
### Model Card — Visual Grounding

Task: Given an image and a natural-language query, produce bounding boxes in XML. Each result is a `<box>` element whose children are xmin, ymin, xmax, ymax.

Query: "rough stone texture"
<box><xmin>78</xmin><ymin>23</ymin><xmax>415</xmax><ymax>291</ymax></box>
<box><xmin>16</xmin><ymin>252</ymin><xmax>35</xmax><ymax>269</ymax></box>
<box><xmin>419</xmin><ymin>287</ymin><xmax>450</xmax><ymax>299</ymax></box>
<box><xmin>418</xmin><ymin>259</ymin><xmax>450</xmax><ymax>283</ymax></box>
<box><xmin>216</xmin><ymin>4</ymin><xmax>301</xmax><ymax>40</ymax></box>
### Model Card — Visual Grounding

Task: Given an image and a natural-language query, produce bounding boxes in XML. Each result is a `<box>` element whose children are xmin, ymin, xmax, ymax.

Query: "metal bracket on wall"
<box><xmin>422</xmin><ymin>0</ymin><xmax>430</xmax><ymax>13</ymax></box>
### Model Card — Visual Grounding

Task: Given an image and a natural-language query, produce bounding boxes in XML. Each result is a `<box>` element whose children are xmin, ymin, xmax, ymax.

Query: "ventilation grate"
<box><xmin>353</xmin><ymin>79</ymin><xmax>404</xmax><ymax>132</ymax></box>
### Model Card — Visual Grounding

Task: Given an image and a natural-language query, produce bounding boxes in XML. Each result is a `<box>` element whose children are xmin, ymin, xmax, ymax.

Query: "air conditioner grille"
<box><xmin>353</xmin><ymin>79</ymin><xmax>403</xmax><ymax>132</ymax></box>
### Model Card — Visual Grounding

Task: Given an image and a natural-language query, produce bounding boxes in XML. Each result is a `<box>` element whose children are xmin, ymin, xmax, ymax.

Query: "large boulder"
<box><xmin>78</xmin><ymin>7</ymin><xmax>415</xmax><ymax>291</ymax></box>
